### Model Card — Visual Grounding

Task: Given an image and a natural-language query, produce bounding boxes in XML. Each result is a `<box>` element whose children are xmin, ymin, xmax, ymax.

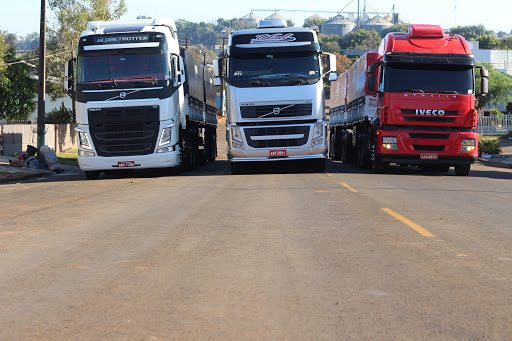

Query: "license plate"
<box><xmin>118</xmin><ymin>161</ymin><xmax>135</xmax><ymax>168</ymax></box>
<box><xmin>269</xmin><ymin>150</ymin><xmax>287</xmax><ymax>157</ymax></box>
<box><xmin>420</xmin><ymin>154</ymin><xmax>438</xmax><ymax>160</ymax></box>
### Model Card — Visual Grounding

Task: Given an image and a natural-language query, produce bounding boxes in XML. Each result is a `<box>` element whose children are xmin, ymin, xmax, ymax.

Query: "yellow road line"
<box><xmin>326</xmin><ymin>173</ymin><xmax>333</xmax><ymax>177</ymax></box>
<box><xmin>381</xmin><ymin>208</ymin><xmax>435</xmax><ymax>237</ymax></box>
<box><xmin>340</xmin><ymin>182</ymin><xmax>358</xmax><ymax>192</ymax></box>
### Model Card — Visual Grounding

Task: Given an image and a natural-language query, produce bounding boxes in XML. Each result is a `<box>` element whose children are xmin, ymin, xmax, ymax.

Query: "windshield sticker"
<box><xmin>309</xmin><ymin>71</ymin><xmax>316</xmax><ymax>75</ymax></box>
<box><xmin>250</xmin><ymin>33</ymin><xmax>296</xmax><ymax>44</ymax></box>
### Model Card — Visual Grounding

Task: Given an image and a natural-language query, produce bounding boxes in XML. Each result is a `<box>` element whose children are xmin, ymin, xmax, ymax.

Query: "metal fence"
<box><xmin>477</xmin><ymin>114</ymin><xmax>512</xmax><ymax>136</ymax></box>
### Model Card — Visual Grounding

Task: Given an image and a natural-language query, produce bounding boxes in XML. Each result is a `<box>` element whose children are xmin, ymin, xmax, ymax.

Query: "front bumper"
<box><xmin>77</xmin><ymin>150</ymin><xmax>180</xmax><ymax>171</ymax></box>
<box><xmin>229</xmin><ymin>147</ymin><xmax>327</xmax><ymax>162</ymax></box>
<box><xmin>378</xmin><ymin>153</ymin><xmax>478</xmax><ymax>166</ymax></box>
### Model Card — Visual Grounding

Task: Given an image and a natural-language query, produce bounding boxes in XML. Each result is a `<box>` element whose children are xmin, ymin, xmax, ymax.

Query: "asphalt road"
<box><xmin>1</xmin><ymin>160</ymin><xmax>511</xmax><ymax>340</ymax></box>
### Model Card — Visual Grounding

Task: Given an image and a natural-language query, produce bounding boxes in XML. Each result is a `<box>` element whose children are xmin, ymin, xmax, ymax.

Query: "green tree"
<box><xmin>499</xmin><ymin>37</ymin><xmax>512</xmax><ymax>50</ymax></box>
<box><xmin>46</xmin><ymin>102</ymin><xmax>74</xmax><ymax>123</ymax></box>
<box><xmin>380</xmin><ymin>23</ymin><xmax>410</xmax><ymax>38</ymax></box>
<box><xmin>0</xmin><ymin>42</ymin><xmax>37</xmax><ymax>121</ymax></box>
<box><xmin>341</xmin><ymin>29</ymin><xmax>381</xmax><ymax>50</ymax></box>
<box><xmin>477</xmin><ymin>34</ymin><xmax>500</xmax><ymax>49</ymax></box>
<box><xmin>450</xmin><ymin>24</ymin><xmax>494</xmax><ymax>41</ymax></box>
<box><xmin>303</xmin><ymin>16</ymin><xmax>327</xmax><ymax>28</ymax></box>
<box><xmin>47</xmin><ymin>0</ymin><xmax>128</xmax><ymax>100</ymax></box>
<box><xmin>318</xmin><ymin>34</ymin><xmax>341</xmax><ymax>53</ymax></box>
<box><xmin>476</xmin><ymin>61</ymin><xmax>512</xmax><ymax>110</ymax></box>
<box><xmin>0</xmin><ymin>31</ymin><xmax>8</xmax><ymax>76</ymax></box>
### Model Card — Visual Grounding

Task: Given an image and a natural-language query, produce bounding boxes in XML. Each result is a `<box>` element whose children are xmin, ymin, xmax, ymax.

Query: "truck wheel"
<box><xmin>455</xmin><ymin>164</ymin><xmax>470</xmax><ymax>176</ymax></box>
<box><xmin>333</xmin><ymin>130</ymin><xmax>341</xmax><ymax>161</ymax></box>
<box><xmin>179</xmin><ymin>130</ymin><xmax>193</xmax><ymax>171</ymax></box>
<box><xmin>85</xmin><ymin>171</ymin><xmax>100</xmax><ymax>180</ymax></box>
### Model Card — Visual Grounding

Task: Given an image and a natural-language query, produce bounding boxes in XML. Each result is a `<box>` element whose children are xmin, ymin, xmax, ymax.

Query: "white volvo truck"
<box><xmin>214</xmin><ymin>20</ymin><xmax>336</xmax><ymax>173</ymax></box>
<box><xmin>65</xmin><ymin>18</ymin><xmax>217</xmax><ymax>179</ymax></box>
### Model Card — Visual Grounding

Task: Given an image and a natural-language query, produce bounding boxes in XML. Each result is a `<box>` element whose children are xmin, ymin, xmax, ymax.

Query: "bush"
<box><xmin>45</xmin><ymin>103</ymin><xmax>74</xmax><ymax>124</ymax></box>
<box><xmin>479</xmin><ymin>137</ymin><xmax>502</xmax><ymax>156</ymax></box>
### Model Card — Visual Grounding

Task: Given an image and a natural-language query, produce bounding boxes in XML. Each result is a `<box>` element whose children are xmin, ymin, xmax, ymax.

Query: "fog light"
<box><xmin>157</xmin><ymin>146</ymin><xmax>174</xmax><ymax>153</ymax></box>
<box><xmin>79</xmin><ymin>150</ymin><xmax>95</xmax><ymax>156</ymax></box>
<box><xmin>312</xmin><ymin>136</ymin><xmax>324</xmax><ymax>147</ymax></box>
<box><xmin>232</xmin><ymin>140</ymin><xmax>244</xmax><ymax>150</ymax></box>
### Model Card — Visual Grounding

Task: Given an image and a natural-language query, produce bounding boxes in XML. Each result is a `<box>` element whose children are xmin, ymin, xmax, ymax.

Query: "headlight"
<box><xmin>231</xmin><ymin>125</ymin><xmax>242</xmax><ymax>143</ymax></box>
<box><xmin>313</xmin><ymin>122</ymin><xmax>324</xmax><ymax>139</ymax></box>
<box><xmin>382</xmin><ymin>136</ymin><xmax>397</xmax><ymax>144</ymax></box>
<box><xmin>312</xmin><ymin>122</ymin><xmax>325</xmax><ymax>147</ymax></box>
<box><xmin>159</xmin><ymin>127</ymin><xmax>172</xmax><ymax>146</ymax></box>
<box><xmin>78</xmin><ymin>131</ymin><xmax>92</xmax><ymax>150</ymax></box>
<box><xmin>159</xmin><ymin>121</ymin><xmax>175</xmax><ymax>147</ymax></box>
<box><xmin>460</xmin><ymin>138</ymin><xmax>476</xmax><ymax>152</ymax></box>
<box><xmin>382</xmin><ymin>136</ymin><xmax>398</xmax><ymax>151</ymax></box>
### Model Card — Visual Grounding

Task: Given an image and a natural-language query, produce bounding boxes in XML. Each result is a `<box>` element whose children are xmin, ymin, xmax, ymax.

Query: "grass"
<box><xmin>56</xmin><ymin>148</ymin><xmax>78</xmax><ymax>166</ymax></box>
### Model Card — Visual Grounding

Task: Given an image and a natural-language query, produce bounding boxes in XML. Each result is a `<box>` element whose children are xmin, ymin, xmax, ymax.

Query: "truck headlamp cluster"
<box><xmin>231</xmin><ymin>125</ymin><xmax>244</xmax><ymax>150</ymax></box>
<box><xmin>157</xmin><ymin>122</ymin><xmax>176</xmax><ymax>153</ymax></box>
<box><xmin>77</xmin><ymin>130</ymin><xmax>95</xmax><ymax>156</ymax></box>
<box><xmin>78</xmin><ymin>131</ymin><xmax>92</xmax><ymax>150</ymax></box>
<box><xmin>460</xmin><ymin>138</ymin><xmax>476</xmax><ymax>152</ymax></box>
<box><xmin>312</xmin><ymin>122</ymin><xmax>325</xmax><ymax>147</ymax></box>
<box><xmin>382</xmin><ymin>136</ymin><xmax>398</xmax><ymax>151</ymax></box>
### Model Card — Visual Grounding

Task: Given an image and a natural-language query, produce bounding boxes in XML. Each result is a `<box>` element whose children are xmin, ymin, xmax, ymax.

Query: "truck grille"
<box><xmin>243</xmin><ymin>125</ymin><xmax>310</xmax><ymax>148</ymax></box>
<box><xmin>240</xmin><ymin>103</ymin><xmax>312</xmax><ymax>119</ymax></box>
<box><xmin>88</xmin><ymin>106</ymin><xmax>159</xmax><ymax>157</ymax></box>
<box><xmin>409</xmin><ymin>133</ymin><xmax>450</xmax><ymax>140</ymax></box>
<box><xmin>413</xmin><ymin>145</ymin><xmax>445</xmax><ymax>152</ymax></box>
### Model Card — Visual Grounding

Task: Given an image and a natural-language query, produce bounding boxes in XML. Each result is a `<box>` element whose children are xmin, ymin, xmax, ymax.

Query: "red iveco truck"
<box><xmin>328</xmin><ymin>24</ymin><xmax>488</xmax><ymax>176</ymax></box>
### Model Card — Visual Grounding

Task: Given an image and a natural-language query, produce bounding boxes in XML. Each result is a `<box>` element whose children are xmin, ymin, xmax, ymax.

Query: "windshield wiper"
<box><xmin>246</xmin><ymin>76</ymin><xmax>271</xmax><ymax>86</ymax></box>
<box><xmin>395</xmin><ymin>89</ymin><xmax>424</xmax><ymax>93</ymax></box>
<box><xmin>86</xmin><ymin>78</ymin><xmax>118</xmax><ymax>87</ymax></box>
<box><xmin>126</xmin><ymin>77</ymin><xmax>159</xmax><ymax>85</ymax></box>
<box><xmin>431</xmin><ymin>90</ymin><xmax>459</xmax><ymax>94</ymax></box>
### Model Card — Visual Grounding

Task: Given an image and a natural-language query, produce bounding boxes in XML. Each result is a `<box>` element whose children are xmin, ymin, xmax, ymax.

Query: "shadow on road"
<box><xmin>2</xmin><ymin>159</ymin><xmax>511</xmax><ymax>186</ymax></box>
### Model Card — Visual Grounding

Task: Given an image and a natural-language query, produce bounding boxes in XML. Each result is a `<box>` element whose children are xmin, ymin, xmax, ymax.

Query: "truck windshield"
<box><xmin>77</xmin><ymin>52</ymin><xmax>169</xmax><ymax>85</ymax></box>
<box><xmin>228</xmin><ymin>51</ymin><xmax>321</xmax><ymax>87</ymax></box>
<box><xmin>384</xmin><ymin>64</ymin><xmax>474</xmax><ymax>95</ymax></box>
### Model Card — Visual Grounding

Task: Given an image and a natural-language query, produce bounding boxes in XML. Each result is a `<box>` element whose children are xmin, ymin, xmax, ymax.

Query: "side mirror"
<box><xmin>64</xmin><ymin>58</ymin><xmax>76</xmax><ymax>95</ymax></box>
<box><xmin>329</xmin><ymin>53</ymin><xmax>336</xmax><ymax>73</ymax></box>
<box><xmin>213</xmin><ymin>58</ymin><xmax>223</xmax><ymax>78</ymax></box>
<box><xmin>322</xmin><ymin>53</ymin><xmax>336</xmax><ymax>75</ymax></box>
<box><xmin>367</xmin><ymin>62</ymin><xmax>382</xmax><ymax>93</ymax></box>
<box><xmin>178</xmin><ymin>55</ymin><xmax>186</xmax><ymax>84</ymax></box>
<box><xmin>329</xmin><ymin>73</ymin><xmax>337</xmax><ymax>82</ymax></box>
<box><xmin>172</xmin><ymin>55</ymin><xmax>186</xmax><ymax>87</ymax></box>
<box><xmin>213</xmin><ymin>77</ymin><xmax>222</xmax><ymax>86</ymax></box>
<box><xmin>476</xmin><ymin>66</ymin><xmax>488</xmax><ymax>97</ymax></box>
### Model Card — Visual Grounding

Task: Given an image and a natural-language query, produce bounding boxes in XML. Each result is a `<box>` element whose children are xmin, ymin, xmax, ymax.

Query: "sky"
<box><xmin>1</xmin><ymin>0</ymin><xmax>511</xmax><ymax>38</ymax></box>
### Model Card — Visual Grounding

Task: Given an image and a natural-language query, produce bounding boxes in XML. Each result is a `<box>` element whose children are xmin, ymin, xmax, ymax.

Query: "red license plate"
<box><xmin>118</xmin><ymin>161</ymin><xmax>135</xmax><ymax>168</ymax></box>
<box><xmin>420</xmin><ymin>154</ymin><xmax>438</xmax><ymax>160</ymax></box>
<box><xmin>269</xmin><ymin>150</ymin><xmax>287</xmax><ymax>157</ymax></box>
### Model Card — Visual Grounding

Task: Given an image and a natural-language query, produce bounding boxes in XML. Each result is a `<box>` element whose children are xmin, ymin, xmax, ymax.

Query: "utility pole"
<box><xmin>37</xmin><ymin>0</ymin><xmax>47</xmax><ymax>149</ymax></box>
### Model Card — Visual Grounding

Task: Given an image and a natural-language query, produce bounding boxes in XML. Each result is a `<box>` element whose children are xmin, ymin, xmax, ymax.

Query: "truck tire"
<box><xmin>455</xmin><ymin>164</ymin><xmax>470</xmax><ymax>176</ymax></box>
